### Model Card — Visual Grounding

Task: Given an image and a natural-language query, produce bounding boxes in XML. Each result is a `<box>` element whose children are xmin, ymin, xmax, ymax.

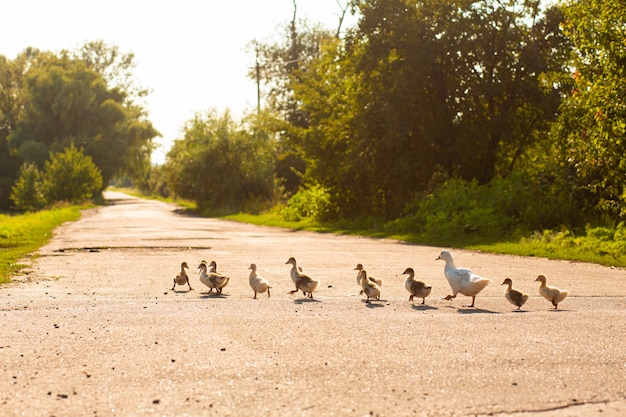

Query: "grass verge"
<box><xmin>0</xmin><ymin>206</ymin><xmax>85</xmax><ymax>284</ymax></box>
<box><xmin>223</xmin><ymin>212</ymin><xmax>626</xmax><ymax>268</ymax></box>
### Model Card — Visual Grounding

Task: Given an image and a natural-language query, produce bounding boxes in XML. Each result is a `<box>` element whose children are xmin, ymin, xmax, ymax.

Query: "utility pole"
<box><xmin>255</xmin><ymin>49</ymin><xmax>261</xmax><ymax>114</ymax></box>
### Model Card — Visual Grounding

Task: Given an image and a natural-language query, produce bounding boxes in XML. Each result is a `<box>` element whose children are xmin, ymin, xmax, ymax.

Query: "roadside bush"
<box><xmin>392</xmin><ymin>178</ymin><xmax>515</xmax><ymax>241</ymax></box>
<box><xmin>43</xmin><ymin>144</ymin><xmax>103</xmax><ymax>203</ymax></box>
<box><xmin>280</xmin><ymin>184</ymin><xmax>332</xmax><ymax>222</ymax></box>
<box><xmin>10</xmin><ymin>163</ymin><xmax>47</xmax><ymax>211</ymax></box>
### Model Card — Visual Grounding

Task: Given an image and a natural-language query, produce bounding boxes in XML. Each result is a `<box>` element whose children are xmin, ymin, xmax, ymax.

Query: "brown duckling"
<box><xmin>286</xmin><ymin>257</ymin><xmax>319</xmax><ymax>299</ymax></box>
<box><xmin>359</xmin><ymin>269</ymin><xmax>381</xmax><ymax>302</ymax></box>
<box><xmin>501</xmin><ymin>278</ymin><xmax>528</xmax><ymax>310</ymax></box>
<box><xmin>354</xmin><ymin>263</ymin><xmax>383</xmax><ymax>295</ymax></box>
<box><xmin>402</xmin><ymin>267</ymin><xmax>432</xmax><ymax>304</ymax></box>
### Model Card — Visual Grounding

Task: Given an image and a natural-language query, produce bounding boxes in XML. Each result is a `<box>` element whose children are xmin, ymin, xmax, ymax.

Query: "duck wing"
<box><xmin>506</xmin><ymin>289</ymin><xmax>528</xmax><ymax>307</ymax></box>
<box><xmin>444</xmin><ymin>266</ymin><xmax>474</xmax><ymax>294</ymax></box>
<box><xmin>457</xmin><ymin>271</ymin><xmax>491</xmax><ymax>296</ymax></box>
<box><xmin>410</xmin><ymin>280</ymin><xmax>432</xmax><ymax>297</ymax></box>
<box><xmin>542</xmin><ymin>286</ymin><xmax>568</xmax><ymax>304</ymax></box>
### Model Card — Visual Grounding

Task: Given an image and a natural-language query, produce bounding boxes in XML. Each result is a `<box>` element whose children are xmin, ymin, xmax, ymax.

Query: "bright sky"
<box><xmin>1</xmin><ymin>0</ymin><xmax>357</xmax><ymax>164</ymax></box>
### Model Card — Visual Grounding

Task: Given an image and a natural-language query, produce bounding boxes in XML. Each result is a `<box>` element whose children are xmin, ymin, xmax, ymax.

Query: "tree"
<box><xmin>555</xmin><ymin>0</ymin><xmax>626</xmax><ymax>217</ymax></box>
<box><xmin>289</xmin><ymin>0</ymin><xmax>569</xmax><ymax>217</ymax></box>
<box><xmin>42</xmin><ymin>144</ymin><xmax>102</xmax><ymax>203</ymax></box>
<box><xmin>0</xmin><ymin>54</ymin><xmax>26</xmax><ymax>209</ymax></box>
<box><xmin>6</xmin><ymin>45</ymin><xmax>158</xmax><ymax>189</ymax></box>
<box><xmin>248</xmin><ymin>11</ymin><xmax>336</xmax><ymax>194</ymax></box>
<box><xmin>69</xmin><ymin>40</ymin><xmax>149</xmax><ymax>106</ymax></box>
<box><xmin>164</xmin><ymin>110</ymin><xmax>276</xmax><ymax>212</ymax></box>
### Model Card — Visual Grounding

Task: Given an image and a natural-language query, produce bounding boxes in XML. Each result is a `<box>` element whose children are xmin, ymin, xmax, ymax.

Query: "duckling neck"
<box><xmin>290</xmin><ymin>265</ymin><xmax>299</xmax><ymax>280</ymax></box>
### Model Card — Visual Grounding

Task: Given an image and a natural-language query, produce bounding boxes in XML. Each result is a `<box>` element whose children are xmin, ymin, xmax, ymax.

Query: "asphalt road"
<box><xmin>1</xmin><ymin>191</ymin><xmax>625</xmax><ymax>417</ymax></box>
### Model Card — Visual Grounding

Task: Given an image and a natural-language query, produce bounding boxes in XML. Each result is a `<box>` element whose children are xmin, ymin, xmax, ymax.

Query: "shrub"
<box><xmin>281</xmin><ymin>184</ymin><xmax>331</xmax><ymax>222</ymax></box>
<box><xmin>43</xmin><ymin>144</ymin><xmax>103</xmax><ymax>203</ymax></box>
<box><xmin>10</xmin><ymin>163</ymin><xmax>47</xmax><ymax>211</ymax></box>
<box><xmin>393</xmin><ymin>178</ymin><xmax>515</xmax><ymax>241</ymax></box>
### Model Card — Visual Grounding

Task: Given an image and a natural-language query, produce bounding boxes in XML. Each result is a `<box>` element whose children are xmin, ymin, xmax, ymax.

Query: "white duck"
<box><xmin>436</xmin><ymin>250</ymin><xmax>491</xmax><ymax>307</ymax></box>
<box><xmin>354</xmin><ymin>263</ymin><xmax>383</xmax><ymax>295</ymax></box>
<box><xmin>501</xmin><ymin>278</ymin><xmax>528</xmax><ymax>310</ymax></box>
<box><xmin>171</xmin><ymin>261</ymin><xmax>193</xmax><ymax>291</ymax></box>
<box><xmin>286</xmin><ymin>257</ymin><xmax>319</xmax><ymax>299</ymax></box>
<box><xmin>248</xmin><ymin>263</ymin><xmax>271</xmax><ymax>299</ymax></box>
<box><xmin>359</xmin><ymin>269</ymin><xmax>381</xmax><ymax>302</ymax></box>
<box><xmin>535</xmin><ymin>274</ymin><xmax>569</xmax><ymax>309</ymax></box>
<box><xmin>402</xmin><ymin>267</ymin><xmax>432</xmax><ymax>304</ymax></box>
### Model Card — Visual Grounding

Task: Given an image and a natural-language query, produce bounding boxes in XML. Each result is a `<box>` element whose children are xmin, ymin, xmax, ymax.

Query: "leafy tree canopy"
<box><xmin>555</xmin><ymin>0</ymin><xmax>626</xmax><ymax>217</ymax></box>
<box><xmin>0</xmin><ymin>42</ymin><xmax>158</xmax><ymax>209</ymax></box>
<box><xmin>164</xmin><ymin>109</ymin><xmax>276</xmax><ymax>212</ymax></box>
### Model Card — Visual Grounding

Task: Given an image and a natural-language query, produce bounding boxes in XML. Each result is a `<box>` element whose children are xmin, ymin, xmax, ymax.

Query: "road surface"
<box><xmin>1</xmin><ymin>191</ymin><xmax>625</xmax><ymax>416</ymax></box>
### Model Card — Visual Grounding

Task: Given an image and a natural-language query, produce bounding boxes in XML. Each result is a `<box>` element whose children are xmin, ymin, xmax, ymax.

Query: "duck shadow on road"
<box><xmin>169</xmin><ymin>288</ymin><xmax>194</xmax><ymax>294</ymax></box>
<box><xmin>293</xmin><ymin>297</ymin><xmax>322</xmax><ymax>304</ymax></box>
<box><xmin>198</xmin><ymin>292</ymin><xmax>230</xmax><ymax>299</ymax></box>
<box><xmin>452</xmin><ymin>306</ymin><xmax>500</xmax><ymax>314</ymax></box>
<box><xmin>410</xmin><ymin>304</ymin><xmax>438</xmax><ymax>311</ymax></box>
<box><xmin>361</xmin><ymin>299</ymin><xmax>388</xmax><ymax>308</ymax></box>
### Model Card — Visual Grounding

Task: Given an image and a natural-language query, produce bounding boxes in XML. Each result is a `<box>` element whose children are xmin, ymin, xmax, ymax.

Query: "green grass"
<box><xmin>223</xmin><ymin>212</ymin><xmax>626</xmax><ymax>268</ymax></box>
<box><xmin>0</xmin><ymin>207</ymin><xmax>85</xmax><ymax>284</ymax></box>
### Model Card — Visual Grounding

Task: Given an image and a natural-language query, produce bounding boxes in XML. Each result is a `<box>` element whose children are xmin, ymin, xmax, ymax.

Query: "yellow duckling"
<box><xmin>286</xmin><ymin>257</ymin><xmax>319</xmax><ymax>299</ymax></box>
<box><xmin>248</xmin><ymin>263</ymin><xmax>271</xmax><ymax>299</ymax></box>
<box><xmin>402</xmin><ymin>267</ymin><xmax>432</xmax><ymax>304</ymax></box>
<box><xmin>354</xmin><ymin>263</ymin><xmax>383</xmax><ymax>295</ymax></box>
<box><xmin>436</xmin><ymin>250</ymin><xmax>491</xmax><ymax>307</ymax></box>
<box><xmin>171</xmin><ymin>261</ymin><xmax>193</xmax><ymax>291</ymax></box>
<box><xmin>360</xmin><ymin>269</ymin><xmax>381</xmax><ymax>302</ymax></box>
<box><xmin>535</xmin><ymin>274</ymin><xmax>569</xmax><ymax>309</ymax></box>
<box><xmin>501</xmin><ymin>278</ymin><xmax>528</xmax><ymax>310</ymax></box>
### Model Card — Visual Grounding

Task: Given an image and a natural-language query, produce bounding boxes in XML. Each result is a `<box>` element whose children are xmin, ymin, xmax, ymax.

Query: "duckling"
<box><xmin>198</xmin><ymin>262</ymin><xmax>218</xmax><ymax>294</ymax></box>
<box><xmin>171</xmin><ymin>261</ymin><xmax>193</xmax><ymax>291</ymax></box>
<box><xmin>359</xmin><ymin>269</ymin><xmax>381</xmax><ymax>302</ymax></box>
<box><xmin>208</xmin><ymin>260</ymin><xmax>230</xmax><ymax>294</ymax></box>
<box><xmin>354</xmin><ymin>263</ymin><xmax>383</xmax><ymax>295</ymax></box>
<box><xmin>535</xmin><ymin>274</ymin><xmax>569</xmax><ymax>309</ymax></box>
<box><xmin>402</xmin><ymin>267</ymin><xmax>432</xmax><ymax>304</ymax></box>
<box><xmin>286</xmin><ymin>257</ymin><xmax>319</xmax><ymax>299</ymax></box>
<box><xmin>436</xmin><ymin>250</ymin><xmax>491</xmax><ymax>307</ymax></box>
<box><xmin>501</xmin><ymin>278</ymin><xmax>528</xmax><ymax>310</ymax></box>
<box><xmin>248</xmin><ymin>263</ymin><xmax>271</xmax><ymax>299</ymax></box>
<box><xmin>197</xmin><ymin>261</ymin><xmax>229</xmax><ymax>294</ymax></box>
